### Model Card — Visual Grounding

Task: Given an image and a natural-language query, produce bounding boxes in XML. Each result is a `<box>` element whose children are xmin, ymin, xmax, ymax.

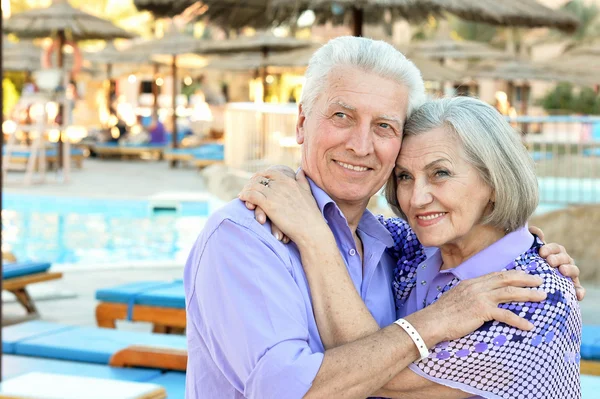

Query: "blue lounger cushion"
<box><xmin>582</xmin><ymin>375</ymin><xmax>600</xmax><ymax>399</ymax></box>
<box><xmin>148</xmin><ymin>372</ymin><xmax>186</xmax><ymax>399</ymax></box>
<box><xmin>3</xmin><ymin>148</ymin><xmax>84</xmax><ymax>157</ymax></box>
<box><xmin>11</xmin><ymin>322</ymin><xmax>187</xmax><ymax>364</ymax></box>
<box><xmin>3</xmin><ymin>321</ymin><xmax>72</xmax><ymax>354</ymax></box>
<box><xmin>96</xmin><ymin>280</ymin><xmax>185</xmax><ymax>309</ymax></box>
<box><xmin>530</xmin><ymin>151</ymin><xmax>553</xmax><ymax>162</ymax></box>
<box><xmin>3</xmin><ymin>261</ymin><xmax>51</xmax><ymax>279</ymax></box>
<box><xmin>583</xmin><ymin>148</ymin><xmax>600</xmax><ymax>157</ymax></box>
<box><xmin>582</xmin><ymin>325</ymin><xmax>600</xmax><ymax>361</ymax></box>
<box><xmin>2</xmin><ymin>354</ymin><xmax>161</xmax><ymax>382</ymax></box>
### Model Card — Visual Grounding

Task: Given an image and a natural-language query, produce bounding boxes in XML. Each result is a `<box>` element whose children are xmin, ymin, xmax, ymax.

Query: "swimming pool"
<box><xmin>2</xmin><ymin>193</ymin><xmax>215</xmax><ymax>267</ymax></box>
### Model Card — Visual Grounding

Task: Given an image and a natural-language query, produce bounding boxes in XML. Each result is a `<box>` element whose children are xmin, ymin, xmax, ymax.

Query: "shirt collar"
<box><xmin>440</xmin><ymin>226</ymin><xmax>534</xmax><ymax>280</ymax></box>
<box><xmin>306</xmin><ymin>176</ymin><xmax>394</xmax><ymax>248</ymax></box>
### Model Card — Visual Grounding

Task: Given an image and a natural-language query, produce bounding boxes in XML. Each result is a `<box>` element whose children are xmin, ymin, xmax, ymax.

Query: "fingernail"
<box><xmin>259</xmin><ymin>215</ymin><xmax>265</xmax><ymax>224</ymax></box>
<box><xmin>274</xmin><ymin>232</ymin><xmax>281</xmax><ymax>240</ymax></box>
<box><xmin>528</xmin><ymin>321</ymin><xmax>535</xmax><ymax>330</ymax></box>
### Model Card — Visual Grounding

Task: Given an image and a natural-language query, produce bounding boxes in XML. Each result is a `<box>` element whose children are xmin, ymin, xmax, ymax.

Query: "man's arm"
<box><xmin>193</xmin><ymin>218</ymin><xmax>442</xmax><ymax>399</ymax></box>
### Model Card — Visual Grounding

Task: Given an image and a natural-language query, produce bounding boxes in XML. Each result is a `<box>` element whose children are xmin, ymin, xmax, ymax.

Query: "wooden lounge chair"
<box><xmin>163</xmin><ymin>143</ymin><xmax>224</xmax><ymax>169</ymax></box>
<box><xmin>3</xmin><ymin>254</ymin><xmax>62</xmax><ymax>317</ymax></box>
<box><xmin>95</xmin><ymin>281</ymin><xmax>186</xmax><ymax>334</ymax></box>
<box><xmin>92</xmin><ymin>143</ymin><xmax>165</xmax><ymax>160</ymax></box>
<box><xmin>110</xmin><ymin>345</ymin><xmax>187</xmax><ymax>371</ymax></box>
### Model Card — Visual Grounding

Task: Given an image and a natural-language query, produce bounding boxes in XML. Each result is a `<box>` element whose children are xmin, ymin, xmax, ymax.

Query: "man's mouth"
<box><xmin>335</xmin><ymin>160</ymin><xmax>370</xmax><ymax>172</ymax></box>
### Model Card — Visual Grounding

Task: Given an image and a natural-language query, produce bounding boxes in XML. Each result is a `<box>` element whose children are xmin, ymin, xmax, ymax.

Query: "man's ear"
<box><xmin>296</xmin><ymin>103</ymin><xmax>306</xmax><ymax>145</ymax></box>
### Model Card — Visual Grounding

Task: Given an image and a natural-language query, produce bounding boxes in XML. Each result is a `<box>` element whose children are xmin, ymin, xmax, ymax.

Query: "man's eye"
<box><xmin>379</xmin><ymin>123</ymin><xmax>390</xmax><ymax>129</ymax></box>
<box><xmin>334</xmin><ymin>112</ymin><xmax>346</xmax><ymax>118</ymax></box>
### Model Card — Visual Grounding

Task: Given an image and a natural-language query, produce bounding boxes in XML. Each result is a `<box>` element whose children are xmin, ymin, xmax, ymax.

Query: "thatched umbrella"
<box><xmin>196</xmin><ymin>33</ymin><xmax>313</xmax><ymax>101</ymax></box>
<box><xmin>133</xmin><ymin>31</ymin><xmax>203</xmax><ymax>164</ymax></box>
<box><xmin>3</xmin><ymin>0</ymin><xmax>135</xmax><ymax>170</ymax></box>
<box><xmin>408</xmin><ymin>39</ymin><xmax>511</xmax><ymax>61</ymax></box>
<box><xmin>133</xmin><ymin>0</ymin><xmax>196</xmax><ymax>17</ymax></box>
<box><xmin>471</xmin><ymin>60</ymin><xmax>585</xmax><ymax>116</ymax></box>
<box><xmin>272</xmin><ymin>0</ymin><xmax>579</xmax><ymax>36</ymax></box>
<box><xmin>2</xmin><ymin>39</ymin><xmax>41</xmax><ymax>72</ymax></box>
<box><xmin>85</xmin><ymin>42</ymin><xmax>153</xmax><ymax>118</ymax></box>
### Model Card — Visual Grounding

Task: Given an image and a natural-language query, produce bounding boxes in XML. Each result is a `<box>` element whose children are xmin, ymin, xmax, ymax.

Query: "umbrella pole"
<box><xmin>152</xmin><ymin>63</ymin><xmax>159</xmax><ymax>119</ymax></box>
<box><xmin>0</xmin><ymin>9</ymin><xmax>4</xmax><ymax>382</ymax></box>
<box><xmin>171</xmin><ymin>55</ymin><xmax>178</xmax><ymax>168</ymax></box>
<box><xmin>520</xmin><ymin>84</ymin><xmax>530</xmax><ymax>134</ymax></box>
<box><xmin>57</xmin><ymin>30</ymin><xmax>66</xmax><ymax>172</ymax></box>
<box><xmin>352</xmin><ymin>7</ymin><xmax>364</xmax><ymax>37</ymax></box>
<box><xmin>106</xmin><ymin>63</ymin><xmax>112</xmax><ymax>116</ymax></box>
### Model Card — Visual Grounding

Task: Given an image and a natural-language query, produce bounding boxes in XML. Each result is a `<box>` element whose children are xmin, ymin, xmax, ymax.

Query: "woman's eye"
<box><xmin>397</xmin><ymin>173</ymin><xmax>411</xmax><ymax>181</ymax></box>
<box><xmin>435</xmin><ymin>170</ymin><xmax>450</xmax><ymax>178</ymax></box>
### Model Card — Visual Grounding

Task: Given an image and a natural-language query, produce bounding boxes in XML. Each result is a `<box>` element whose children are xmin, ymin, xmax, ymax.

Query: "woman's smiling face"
<box><xmin>395</xmin><ymin>127</ymin><xmax>494</xmax><ymax>248</ymax></box>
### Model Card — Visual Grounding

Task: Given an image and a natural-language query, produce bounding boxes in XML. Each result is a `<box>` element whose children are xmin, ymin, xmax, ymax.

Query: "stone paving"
<box><xmin>3</xmin><ymin>158</ymin><xmax>600</xmax><ymax>327</ymax></box>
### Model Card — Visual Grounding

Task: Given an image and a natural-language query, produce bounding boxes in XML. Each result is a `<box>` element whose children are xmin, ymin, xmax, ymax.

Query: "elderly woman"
<box><xmin>239</xmin><ymin>97</ymin><xmax>581</xmax><ymax>398</ymax></box>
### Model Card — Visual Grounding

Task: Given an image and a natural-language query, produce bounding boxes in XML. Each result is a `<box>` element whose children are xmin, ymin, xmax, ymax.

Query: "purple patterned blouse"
<box><xmin>379</xmin><ymin>216</ymin><xmax>582</xmax><ymax>399</ymax></box>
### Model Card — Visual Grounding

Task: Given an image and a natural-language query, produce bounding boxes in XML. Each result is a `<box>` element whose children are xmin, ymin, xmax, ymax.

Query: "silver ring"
<box><xmin>259</xmin><ymin>177</ymin><xmax>270</xmax><ymax>187</ymax></box>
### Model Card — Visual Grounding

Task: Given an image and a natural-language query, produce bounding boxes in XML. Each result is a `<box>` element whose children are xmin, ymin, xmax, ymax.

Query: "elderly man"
<box><xmin>184</xmin><ymin>37</ymin><xmax>582</xmax><ymax>399</ymax></box>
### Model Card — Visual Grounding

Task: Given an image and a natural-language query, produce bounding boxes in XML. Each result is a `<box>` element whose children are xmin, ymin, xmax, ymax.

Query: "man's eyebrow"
<box><xmin>329</xmin><ymin>101</ymin><xmax>356</xmax><ymax>111</ymax></box>
<box><xmin>377</xmin><ymin>114</ymin><xmax>403</xmax><ymax>126</ymax></box>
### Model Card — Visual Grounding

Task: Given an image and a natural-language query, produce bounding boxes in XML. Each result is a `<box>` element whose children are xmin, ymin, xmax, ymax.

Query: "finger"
<box><xmin>255</xmin><ymin>206</ymin><xmax>267</xmax><ymax>225</ymax></box>
<box><xmin>528</xmin><ymin>225</ymin><xmax>545</xmax><ymax>242</ymax></box>
<box><xmin>538</xmin><ymin>242</ymin><xmax>564</xmax><ymax>257</ymax></box>
<box><xmin>271</xmin><ymin>224</ymin><xmax>284</xmax><ymax>240</ymax></box>
<box><xmin>545</xmin><ymin>253</ymin><xmax>573</xmax><ymax>268</ymax></box>
<box><xmin>558</xmin><ymin>264</ymin><xmax>580</xmax><ymax>279</ymax></box>
<box><xmin>296</xmin><ymin>169</ymin><xmax>311</xmax><ymax>190</ymax></box>
<box><xmin>244</xmin><ymin>201</ymin><xmax>256</xmax><ymax>210</ymax></box>
<box><xmin>493</xmin><ymin>286</ymin><xmax>547</xmax><ymax>304</ymax></box>
<box><xmin>487</xmin><ymin>270</ymin><xmax>544</xmax><ymax>288</ymax></box>
<box><xmin>575</xmin><ymin>285</ymin><xmax>586</xmax><ymax>302</ymax></box>
<box><xmin>238</xmin><ymin>189</ymin><xmax>267</xmax><ymax>208</ymax></box>
<box><xmin>282</xmin><ymin>235</ymin><xmax>290</xmax><ymax>244</ymax></box>
<box><xmin>491</xmin><ymin>308</ymin><xmax>535</xmax><ymax>331</ymax></box>
<box><xmin>266</xmin><ymin>165</ymin><xmax>296</xmax><ymax>180</ymax></box>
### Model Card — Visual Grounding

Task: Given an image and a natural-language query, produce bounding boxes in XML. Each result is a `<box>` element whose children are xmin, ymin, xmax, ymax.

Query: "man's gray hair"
<box><xmin>300</xmin><ymin>36</ymin><xmax>426</xmax><ymax>118</ymax></box>
<box><xmin>384</xmin><ymin>96</ymin><xmax>539</xmax><ymax>233</ymax></box>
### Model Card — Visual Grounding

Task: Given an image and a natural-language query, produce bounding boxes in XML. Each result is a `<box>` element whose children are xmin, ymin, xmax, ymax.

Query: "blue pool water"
<box><xmin>2</xmin><ymin>194</ymin><xmax>211</xmax><ymax>266</ymax></box>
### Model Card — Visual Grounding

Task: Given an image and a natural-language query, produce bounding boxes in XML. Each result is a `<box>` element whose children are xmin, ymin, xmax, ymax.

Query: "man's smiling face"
<box><xmin>297</xmin><ymin>65</ymin><xmax>409</xmax><ymax>208</ymax></box>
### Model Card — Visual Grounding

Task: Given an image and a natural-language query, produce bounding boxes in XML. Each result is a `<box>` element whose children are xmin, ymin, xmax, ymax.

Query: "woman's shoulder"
<box><xmin>376</xmin><ymin>216</ymin><xmax>421</xmax><ymax>259</ymax></box>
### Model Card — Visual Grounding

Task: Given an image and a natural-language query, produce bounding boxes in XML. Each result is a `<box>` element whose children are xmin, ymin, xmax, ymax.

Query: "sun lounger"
<box><xmin>582</xmin><ymin>375</ymin><xmax>600</xmax><ymax>399</ymax></box>
<box><xmin>95</xmin><ymin>280</ymin><xmax>186</xmax><ymax>333</ymax></box>
<box><xmin>0</xmin><ymin>372</ymin><xmax>166</xmax><ymax>399</ymax></box>
<box><xmin>3</xmin><ymin>146</ymin><xmax>85</xmax><ymax>169</ymax></box>
<box><xmin>530</xmin><ymin>151</ymin><xmax>553</xmax><ymax>162</ymax></box>
<box><xmin>163</xmin><ymin>143</ymin><xmax>224</xmax><ymax>169</ymax></box>
<box><xmin>92</xmin><ymin>143</ymin><xmax>165</xmax><ymax>160</ymax></box>
<box><xmin>3</xmin><ymin>320</ymin><xmax>187</xmax><ymax>372</ymax></box>
<box><xmin>582</xmin><ymin>325</ymin><xmax>600</xmax><ymax>376</ymax></box>
<box><xmin>3</xmin><ymin>261</ymin><xmax>62</xmax><ymax>316</ymax></box>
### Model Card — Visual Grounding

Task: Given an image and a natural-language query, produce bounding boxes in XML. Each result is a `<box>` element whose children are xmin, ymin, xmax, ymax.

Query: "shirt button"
<box><xmin>421</xmin><ymin>264</ymin><xmax>427</xmax><ymax>269</ymax></box>
<box><xmin>422</xmin><ymin>299</ymin><xmax>427</xmax><ymax>307</ymax></box>
<box><xmin>349</xmin><ymin>248</ymin><xmax>356</xmax><ymax>256</ymax></box>
<box><xmin>421</xmin><ymin>280</ymin><xmax>427</xmax><ymax>286</ymax></box>
<box><xmin>437</xmin><ymin>286</ymin><xmax>443</xmax><ymax>291</ymax></box>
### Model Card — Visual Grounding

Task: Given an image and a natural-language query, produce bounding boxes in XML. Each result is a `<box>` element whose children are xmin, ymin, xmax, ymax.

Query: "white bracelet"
<box><xmin>394</xmin><ymin>318</ymin><xmax>429</xmax><ymax>360</ymax></box>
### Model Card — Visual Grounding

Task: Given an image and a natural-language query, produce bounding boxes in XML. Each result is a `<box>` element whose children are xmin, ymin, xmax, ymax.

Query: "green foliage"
<box><xmin>540</xmin><ymin>83</ymin><xmax>600</xmax><ymax>114</ymax></box>
<box><xmin>449</xmin><ymin>16</ymin><xmax>499</xmax><ymax>44</ymax></box>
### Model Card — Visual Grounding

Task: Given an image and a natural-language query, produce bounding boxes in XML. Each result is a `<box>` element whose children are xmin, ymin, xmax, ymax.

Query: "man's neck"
<box><xmin>336</xmin><ymin>201</ymin><xmax>369</xmax><ymax>236</ymax></box>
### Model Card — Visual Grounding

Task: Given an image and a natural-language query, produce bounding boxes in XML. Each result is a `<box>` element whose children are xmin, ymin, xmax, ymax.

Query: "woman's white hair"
<box><xmin>300</xmin><ymin>36</ymin><xmax>426</xmax><ymax>118</ymax></box>
<box><xmin>384</xmin><ymin>96</ymin><xmax>539</xmax><ymax>233</ymax></box>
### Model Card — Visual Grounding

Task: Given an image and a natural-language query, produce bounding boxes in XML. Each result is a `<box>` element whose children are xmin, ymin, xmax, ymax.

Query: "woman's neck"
<box><xmin>439</xmin><ymin>225</ymin><xmax>506</xmax><ymax>270</ymax></box>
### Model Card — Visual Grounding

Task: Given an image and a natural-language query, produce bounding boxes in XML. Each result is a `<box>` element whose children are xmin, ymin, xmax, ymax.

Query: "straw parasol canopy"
<box><xmin>3</xmin><ymin>0</ymin><xmax>135</xmax><ymax>41</ymax></box>
<box><xmin>2</xmin><ymin>38</ymin><xmax>42</xmax><ymax>72</ymax></box>
<box><xmin>408</xmin><ymin>39</ymin><xmax>512</xmax><ymax>61</ymax></box>
<box><xmin>133</xmin><ymin>0</ymin><xmax>196</xmax><ymax>17</ymax></box>
<box><xmin>197</xmin><ymin>33</ymin><xmax>314</xmax><ymax>102</ymax></box>
<box><xmin>271</xmin><ymin>0</ymin><xmax>579</xmax><ymax>36</ymax></box>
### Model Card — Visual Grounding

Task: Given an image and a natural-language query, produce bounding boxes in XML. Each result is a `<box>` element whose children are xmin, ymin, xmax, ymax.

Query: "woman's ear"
<box><xmin>296</xmin><ymin>104</ymin><xmax>306</xmax><ymax>145</ymax></box>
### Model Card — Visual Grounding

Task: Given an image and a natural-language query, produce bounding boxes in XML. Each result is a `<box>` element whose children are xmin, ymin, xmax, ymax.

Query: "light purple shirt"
<box><xmin>397</xmin><ymin>226</ymin><xmax>535</xmax><ymax>399</ymax></box>
<box><xmin>183</xmin><ymin>178</ymin><xmax>397</xmax><ymax>399</ymax></box>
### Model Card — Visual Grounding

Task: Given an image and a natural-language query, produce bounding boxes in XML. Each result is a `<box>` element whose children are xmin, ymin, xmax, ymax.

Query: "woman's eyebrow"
<box><xmin>424</xmin><ymin>158</ymin><xmax>451</xmax><ymax>169</ymax></box>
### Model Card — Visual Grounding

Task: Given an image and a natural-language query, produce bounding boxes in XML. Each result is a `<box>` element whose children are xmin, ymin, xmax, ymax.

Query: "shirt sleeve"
<box><xmin>189</xmin><ymin>218</ymin><xmax>324</xmax><ymax>399</ymax></box>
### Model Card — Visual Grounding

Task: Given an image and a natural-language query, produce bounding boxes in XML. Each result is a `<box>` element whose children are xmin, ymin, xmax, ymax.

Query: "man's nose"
<box><xmin>346</xmin><ymin>121</ymin><xmax>374</xmax><ymax>157</ymax></box>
